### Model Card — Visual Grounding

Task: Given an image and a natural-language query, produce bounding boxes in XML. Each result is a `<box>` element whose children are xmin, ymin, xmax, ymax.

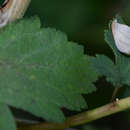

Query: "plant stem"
<box><xmin>111</xmin><ymin>87</ymin><xmax>120</xmax><ymax>102</ymax></box>
<box><xmin>18</xmin><ymin>97</ymin><xmax>130</xmax><ymax>130</ymax></box>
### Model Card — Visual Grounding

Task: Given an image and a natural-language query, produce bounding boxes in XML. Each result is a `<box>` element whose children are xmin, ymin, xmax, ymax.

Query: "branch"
<box><xmin>18</xmin><ymin>97</ymin><xmax>130</xmax><ymax>130</ymax></box>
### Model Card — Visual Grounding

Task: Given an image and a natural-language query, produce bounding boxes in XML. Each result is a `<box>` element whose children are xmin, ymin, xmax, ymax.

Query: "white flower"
<box><xmin>112</xmin><ymin>19</ymin><xmax>130</xmax><ymax>55</ymax></box>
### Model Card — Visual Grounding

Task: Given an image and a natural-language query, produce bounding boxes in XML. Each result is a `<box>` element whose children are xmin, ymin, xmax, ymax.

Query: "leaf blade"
<box><xmin>0</xmin><ymin>103</ymin><xmax>16</xmax><ymax>130</ymax></box>
<box><xmin>0</xmin><ymin>17</ymin><xmax>98</xmax><ymax>122</ymax></box>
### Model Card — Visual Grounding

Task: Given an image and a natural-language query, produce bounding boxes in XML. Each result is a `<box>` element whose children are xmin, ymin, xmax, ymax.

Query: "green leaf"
<box><xmin>0</xmin><ymin>103</ymin><xmax>16</xmax><ymax>130</ymax></box>
<box><xmin>90</xmin><ymin>55</ymin><xmax>119</xmax><ymax>86</ymax></box>
<box><xmin>0</xmin><ymin>17</ymin><xmax>98</xmax><ymax>122</ymax></box>
<box><xmin>90</xmin><ymin>15</ymin><xmax>130</xmax><ymax>87</ymax></box>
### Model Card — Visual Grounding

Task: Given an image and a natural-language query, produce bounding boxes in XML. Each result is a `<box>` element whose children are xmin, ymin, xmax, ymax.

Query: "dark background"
<box><xmin>2</xmin><ymin>0</ymin><xmax>130</xmax><ymax>130</ymax></box>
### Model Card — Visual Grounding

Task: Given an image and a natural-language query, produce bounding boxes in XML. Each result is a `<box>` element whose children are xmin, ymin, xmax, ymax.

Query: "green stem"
<box><xmin>18</xmin><ymin>97</ymin><xmax>130</xmax><ymax>130</ymax></box>
<box><xmin>111</xmin><ymin>87</ymin><xmax>120</xmax><ymax>102</ymax></box>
